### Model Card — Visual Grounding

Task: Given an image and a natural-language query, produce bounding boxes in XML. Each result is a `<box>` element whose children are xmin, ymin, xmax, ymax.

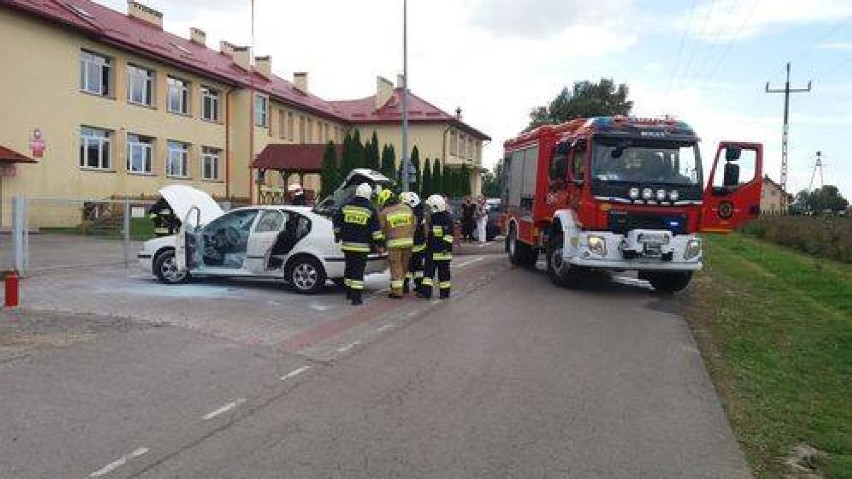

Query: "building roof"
<box><xmin>0</xmin><ymin>145</ymin><xmax>37</xmax><ymax>163</ymax></box>
<box><xmin>4</xmin><ymin>0</ymin><xmax>490</xmax><ymax>137</ymax></box>
<box><xmin>331</xmin><ymin>88</ymin><xmax>490</xmax><ymax>140</ymax></box>
<box><xmin>251</xmin><ymin>143</ymin><xmax>342</xmax><ymax>172</ymax></box>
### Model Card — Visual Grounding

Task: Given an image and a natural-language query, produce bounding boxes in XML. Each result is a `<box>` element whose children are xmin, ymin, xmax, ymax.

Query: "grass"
<box><xmin>39</xmin><ymin>218</ymin><xmax>156</xmax><ymax>241</ymax></box>
<box><xmin>685</xmin><ymin>234</ymin><xmax>852</xmax><ymax>478</ymax></box>
<box><xmin>741</xmin><ymin>215</ymin><xmax>852</xmax><ymax>263</ymax></box>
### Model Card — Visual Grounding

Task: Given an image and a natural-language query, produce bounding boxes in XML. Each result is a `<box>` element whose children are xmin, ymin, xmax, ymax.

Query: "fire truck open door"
<box><xmin>700</xmin><ymin>142</ymin><xmax>763</xmax><ymax>233</ymax></box>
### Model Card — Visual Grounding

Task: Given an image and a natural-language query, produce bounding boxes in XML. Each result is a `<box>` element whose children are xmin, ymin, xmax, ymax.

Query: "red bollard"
<box><xmin>5</xmin><ymin>270</ymin><xmax>19</xmax><ymax>308</ymax></box>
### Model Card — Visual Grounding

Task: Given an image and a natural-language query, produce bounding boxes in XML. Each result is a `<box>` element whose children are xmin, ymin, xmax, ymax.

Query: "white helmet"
<box><xmin>287</xmin><ymin>183</ymin><xmax>303</xmax><ymax>194</ymax></box>
<box><xmin>401</xmin><ymin>191</ymin><xmax>421</xmax><ymax>208</ymax></box>
<box><xmin>425</xmin><ymin>194</ymin><xmax>447</xmax><ymax>213</ymax></box>
<box><xmin>355</xmin><ymin>182</ymin><xmax>373</xmax><ymax>200</ymax></box>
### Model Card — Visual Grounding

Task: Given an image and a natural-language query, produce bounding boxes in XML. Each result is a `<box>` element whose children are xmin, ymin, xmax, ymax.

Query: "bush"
<box><xmin>739</xmin><ymin>216</ymin><xmax>852</xmax><ymax>263</ymax></box>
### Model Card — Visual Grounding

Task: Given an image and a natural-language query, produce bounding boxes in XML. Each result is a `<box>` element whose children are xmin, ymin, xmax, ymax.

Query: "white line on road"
<box><xmin>452</xmin><ymin>257</ymin><xmax>485</xmax><ymax>269</ymax></box>
<box><xmin>89</xmin><ymin>447</ymin><xmax>149</xmax><ymax>477</ymax></box>
<box><xmin>336</xmin><ymin>341</ymin><xmax>360</xmax><ymax>353</ymax></box>
<box><xmin>280</xmin><ymin>365</ymin><xmax>311</xmax><ymax>381</ymax></box>
<box><xmin>202</xmin><ymin>398</ymin><xmax>246</xmax><ymax>420</ymax></box>
<box><xmin>376</xmin><ymin>324</ymin><xmax>393</xmax><ymax>332</ymax></box>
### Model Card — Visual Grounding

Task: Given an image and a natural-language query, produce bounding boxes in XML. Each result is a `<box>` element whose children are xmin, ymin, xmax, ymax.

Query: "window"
<box><xmin>449</xmin><ymin>131</ymin><xmax>457</xmax><ymax>156</ymax></box>
<box><xmin>79</xmin><ymin>126</ymin><xmax>111</xmax><ymax>169</ymax></box>
<box><xmin>167</xmin><ymin>77</ymin><xmax>190</xmax><ymax>114</ymax></box>
<box><xmin>166</xmin><ymin>140</ymin><xmax>189</xmax><ymax>177</ymax></box>
<box><xmin>80</xmin><ymin>50</ymin><xmax>111</xmax><ymax>96</ymax></box>
<box><xmin>324</xmin><ymin>124</ymin><xmax>330</xmax><ymax>144</ymax></box>
<box><xmin>299</xmin><ymin>116</ymin><xmax>306</xmax><ymax>143</ymax></box>
<box><xmin>255</xmin><ymin>210</ymin><xmax>286</xmax><ymax>233</ymax></box>
<box><xmin>307</xmin><ymin>118</ymin><xmax>313</xmax><ymax>143</ymax></box>
<box><xmin>202</xmin><ymin>146</ymin><xmax>220</xmax><ymax>180</ymax></box>
<box><xmin>127</xmin><ymin>65</ymin><xmax>153</xmax><ymax>106</ymax></box>
<box><xmin>475</xmin><ymin>140</ymin><xmax>482</xmax><ymax>161</ymax></box>
<box><xmin>126</xmin><ymin>134</ymin><xmax>153</xmax><ymax>173</ymax></box>
<box><xmin>278</xmin><ymin>110</ymin><xmax>286</xmax><ymax>139</ymax></box>
<box><xmin>201</xmin><ymin>87</ymin><xmax>219</xmax><ymax>122</ymax></box>
<box><xmin>287</xmin><ymin>112</ymin><xmax>295</xmax><ymax>141</ymax></box>
<box><xmin>255</xmin><ymin>94</ymin><xmax>268</xmax><ymax>127</ymax></box>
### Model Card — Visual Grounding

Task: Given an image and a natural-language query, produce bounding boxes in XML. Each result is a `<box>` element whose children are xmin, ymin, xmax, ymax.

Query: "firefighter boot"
<box><xmin>351</xmin><ymin>289</ymin><xmax>363</xmax><ymax>306</ymax></box>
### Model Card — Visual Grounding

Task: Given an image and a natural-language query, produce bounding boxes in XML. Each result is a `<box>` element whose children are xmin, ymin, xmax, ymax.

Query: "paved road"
<box><xmin>0</xmin><ymin>253</ymin><xmax>750</xmax><ymax>478</ymax></box>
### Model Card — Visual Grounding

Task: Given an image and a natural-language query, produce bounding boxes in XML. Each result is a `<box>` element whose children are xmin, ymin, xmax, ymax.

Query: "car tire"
<box><xmin>507</xmin><ymin>224</ymin><xmax>537</xmax><ymax>268</ymax></box>
<box><xmin>153</xmin><ymin>249</ymin><xmax>190</xmax><ymax>285</ymax></box>
<box><xmin>287</xmin><ymin>255</ymin><xmax>327</xmax><ymax>295</ymax></box>
<box><xmin>645</xmin><ymin>271</ymin><xmax>693</xmax><ymax>293</ymax></box>
<box><xmin>546</xmin><ymin>233</ymin><xmax>581</xmax><ymax>288</ymax></box>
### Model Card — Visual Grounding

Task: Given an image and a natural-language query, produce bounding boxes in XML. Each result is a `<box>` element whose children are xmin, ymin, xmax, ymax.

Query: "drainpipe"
<box><xmin>224</xmin><ymin>88</ymin><xmax>233</xmax><ymax>199</ymax></box>
<box><xmin>249</xmin><ymin>90</ymin><xmax>255</xmax><ymax>205</ymax></box>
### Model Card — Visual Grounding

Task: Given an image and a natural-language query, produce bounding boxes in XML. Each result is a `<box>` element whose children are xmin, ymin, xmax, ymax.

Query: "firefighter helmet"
<box><xmin>425</xmin><ymin>194</ymin><xmax>447</xmax><ymax>213</ymax></box>
<box><xmin>287</xmin><ymin>183</ymin><xmax>303</xmax><ymax>194</ymax></box>
<box><xmin>355</xmin><ymin>183</ymin><xmax>373</xmax><ymax>200</ymax></box>
<box><xmin>401</xmin><ymin>191</ymin><xmax>421</xmax><ymax>208</ymax></box>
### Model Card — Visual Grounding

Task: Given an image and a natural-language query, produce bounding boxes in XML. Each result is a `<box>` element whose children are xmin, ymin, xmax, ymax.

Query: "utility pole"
<box><xmin>400</xmin><ymin>0</ymin><xmax>410</xmax><ymax>192</ymax></box>
<box><xmin>809</xmin><ymin>151</ymin><xmax>825</xmax><ymax>191</ymax></box>
<box><xmin>765</xmin><ymin>62</ymin><xmax>811</xmax><ymax>210</ymax></box>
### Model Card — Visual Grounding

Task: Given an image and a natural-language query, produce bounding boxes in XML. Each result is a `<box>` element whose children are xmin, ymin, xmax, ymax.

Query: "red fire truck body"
<box><xmin>501</xmin><ymin>116</ymin><xmax>762</xmax><ymax>292</ymax></box>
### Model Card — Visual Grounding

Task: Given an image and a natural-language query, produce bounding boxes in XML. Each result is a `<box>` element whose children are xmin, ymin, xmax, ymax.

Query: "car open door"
<box><xmin>700</xmin><ymin>142</ymin><xmax>763</xmax><ymax>233</ymax></box>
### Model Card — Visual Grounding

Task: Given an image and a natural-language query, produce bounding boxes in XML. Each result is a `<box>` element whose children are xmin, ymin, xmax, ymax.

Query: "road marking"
<box><xmin>336</xmin><ymin>341</ymin><xmax>360</xmax><ymax>353</ymax></box>
<box><xmin>280</xmin><ymin>365</ymin><xmax>311</xmax><ymax>381</ymax></box>
<box><xmin>376</xmin><ymin>324</ymin><xmax>393</xmax><ymax>332</ymax></box>
<box><xmin>308</xmin><ymin>302</ymin><xmax>331</xmax><ymax>311</ymax></box>
<box><xmin>89</xmin><ymin>447</ymin><xmax>149</xmax><ymax>477</ymax></box>
<box><xmin>202</xmin><ymin>398</ymin><xmax>246</xmax><ymax>420</ymax></box>
<box><xmin>452</xmin><ymin>257</ymin><xmax>485</xmax><ymax>269</ymax></box>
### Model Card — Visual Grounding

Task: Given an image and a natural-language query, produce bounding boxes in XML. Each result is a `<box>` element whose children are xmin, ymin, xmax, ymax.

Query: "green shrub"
<box><xmin>740</xmin><ymin>216</ymin><xmax>852</xmax><ymax>263</ymax></box>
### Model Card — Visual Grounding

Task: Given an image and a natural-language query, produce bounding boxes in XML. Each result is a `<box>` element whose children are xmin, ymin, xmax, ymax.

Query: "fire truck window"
<box><xmin>571</xmin><ymin>141</ymin><xmax>587</xmax><ymax>181</ymax></box>
<box><xmin>549</xmin><ymin>154</ymin><xmax>567</xmax><ymax>181</ymax></box>
<box><xmin>711</xmin><ymin>147</ymin><xmax>757</xmax><ymax>189</ymax></box>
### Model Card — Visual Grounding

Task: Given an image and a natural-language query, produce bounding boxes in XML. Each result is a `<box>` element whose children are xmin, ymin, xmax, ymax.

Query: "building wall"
<box><xmin>760</xmin><ymin>179</ymin><xmax>787</xmax><ymax>214</ymax></box>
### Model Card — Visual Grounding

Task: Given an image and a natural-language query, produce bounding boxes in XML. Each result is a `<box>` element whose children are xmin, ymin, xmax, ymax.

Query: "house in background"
<box><xmin>760</xmin><ymin>175</ymin><xmax>793</xmax><ymax>214</ymax></box>
<box><xmin>0</xmin><ymin>0</ymin><xmax>488</xmax><ymax>227</ymax></box>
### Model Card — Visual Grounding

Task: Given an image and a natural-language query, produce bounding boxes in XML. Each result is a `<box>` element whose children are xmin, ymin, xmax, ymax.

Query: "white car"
<box><xmin>138</xmin><ymin>169</ymin><xmax>393</xmax><ymax>294</ymax></box>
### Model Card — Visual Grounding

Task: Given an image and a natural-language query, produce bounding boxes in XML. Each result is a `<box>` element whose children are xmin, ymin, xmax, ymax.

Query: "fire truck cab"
<box><xmin>501</xmin><ymin>116</ymin><xmax>762</xmax><ymax>292</ymax></box>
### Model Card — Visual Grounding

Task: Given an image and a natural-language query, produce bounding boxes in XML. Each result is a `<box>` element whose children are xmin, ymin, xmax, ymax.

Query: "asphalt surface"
<box><xmin>0</xmin><ymin>250</ymin><xmax>750</xmax><ymax>478</ymax></box>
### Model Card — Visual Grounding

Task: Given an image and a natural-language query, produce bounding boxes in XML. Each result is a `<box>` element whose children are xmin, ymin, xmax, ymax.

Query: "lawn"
<box><xmin>685</xmin><ymin>234</ymin><xmax>852</xmax><ymax>478</ymax></box>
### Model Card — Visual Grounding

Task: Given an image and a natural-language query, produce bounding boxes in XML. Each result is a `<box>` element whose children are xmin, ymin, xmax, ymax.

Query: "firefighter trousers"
<box><xmin>387</xmin><ymin>247</ymin><xmax>412</xmax><ymax>297</ymax></box>
<box><xmin>420</xmin><ymin>258</ymin><xmax>451</xmax><ymax>299</ymax></box>
<box><xmin>404</xmin><ymin>249</ymin><xmax>425</xmax><ymax>293</ymax></box>
<box><xmin>343</xmin><ymin>252</ymin><xmax>367</xmax><ymax>304</ymax></box>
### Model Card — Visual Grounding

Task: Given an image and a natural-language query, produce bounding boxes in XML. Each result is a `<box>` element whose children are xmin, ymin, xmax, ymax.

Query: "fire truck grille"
<box><xmin>607</xmin><ymin>211</ymin><xmax>688</xmax><ymax>235</ymax></box>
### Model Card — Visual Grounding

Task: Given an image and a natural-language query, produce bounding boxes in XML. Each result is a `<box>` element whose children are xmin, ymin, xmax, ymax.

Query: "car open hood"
<box><xmin>158</xmin><ymin>185</ymin><xmax>224</xmax><ymax>227</ymax></box>
<box><xmin>341</xmin><ymin>169</ymin><xmax>393</xmax><ymax>189</ymax></box>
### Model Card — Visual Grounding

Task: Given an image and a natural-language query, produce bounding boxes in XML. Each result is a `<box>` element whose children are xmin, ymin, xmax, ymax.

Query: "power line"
<box><xmin>678</xmin><ymin>0</ymin><xmax>717</xmax><ymax>89</ymax></box>
<box><xmin>667</xmin><ymin>0</ymin><xmax>699</xmax><ymax>93</ymax></box>
<box><xmin>702</xmin><ymin>0</ymin><xmax>761</xmax><ymax>84</ymax></box>
<box><xmin>688</xmin><ymin>0</ymin><xmax>737</xmax><ymax>83</ymax></box>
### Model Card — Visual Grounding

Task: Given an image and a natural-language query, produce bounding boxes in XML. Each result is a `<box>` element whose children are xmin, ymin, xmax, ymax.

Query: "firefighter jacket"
<box><xmin>412</xmin><ymin>204</ymin><xmax>426</xmax><ymax>253</ymax></box>
<box><xmin>333</xmin><ymin>197</ymin><xmax>385</xmax><ymax>253</ymax></box>
<box><xmin>379</xmin><ymin>202</ymin><xmax>415</xmax><ymax>249</ymax></box>
<box><xmin>426</xmin><ymin>211</ymin><xmax>454</xmax><ymax>260</ymax></box>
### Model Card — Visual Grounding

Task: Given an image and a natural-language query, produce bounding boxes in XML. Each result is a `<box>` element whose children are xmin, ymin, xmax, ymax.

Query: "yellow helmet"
<box><xmin>376</xmin><ymin>188</ymin><xmax>393</xmax><ymax>207</ymax></box>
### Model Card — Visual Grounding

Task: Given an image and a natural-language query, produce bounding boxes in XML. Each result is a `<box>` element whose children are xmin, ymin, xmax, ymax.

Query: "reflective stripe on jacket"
<box><xmin>332</xmin><ymin>197</ymin><xmax>384</xmax><ymax>252</ymax></box>
<box><xmin>426</xmin><ymin>211</ymin><xmax>454</xmax><ymax>260</ymax></box>
<box><xmin>379</xmin><ymin>202</ymin><xmax>415</xmax><ymax>250</ymax></box>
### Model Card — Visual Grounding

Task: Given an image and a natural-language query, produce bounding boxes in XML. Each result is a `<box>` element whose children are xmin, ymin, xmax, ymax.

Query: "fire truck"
<box><xmin>501</xmin><ymin>116</ymin><xmax>762</xmax><ymax>292</ymax></box>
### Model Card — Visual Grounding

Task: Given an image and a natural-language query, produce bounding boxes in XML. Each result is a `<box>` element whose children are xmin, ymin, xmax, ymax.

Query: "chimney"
<box><xmin>396</xmin><ymin>73</ymin><xmax>405</xmax><ymax>89</ymax></box>
<box><xmin>376</xmin><ymin>76</ymin><xmax>394</xmax><ymax>109</ymax></box>
<box><xmin>127</xmin><ymin>1</ymin><xmax>162</xmax><ymax>29</ymax></box>
<box><xmin>232</xmin><ymin>46</ymin><xmax>251</xmax><ymax>71</ymax></box>
<box><xmin>255</xmin><ymin>56</ymin><xmax>271</xmax><ymax>78</ymax></box>
<box><xmin>219</xmin><ymin>40</ymin><xmax>235</xmax><ymax>57</ymax></box>
<box><xmin>455</xmin><ymin>107</ymin><xmax>462</xmax><ymax>120</ymax></box>
<box><xmin>190</xmin><ymin>27</ymin><xmax>206</xmax><ymax>46</ymax></box>
<box><xmin>293</xmin><ymin>72</ymin><xmax>308</xmax><ymax>93</ymax></box>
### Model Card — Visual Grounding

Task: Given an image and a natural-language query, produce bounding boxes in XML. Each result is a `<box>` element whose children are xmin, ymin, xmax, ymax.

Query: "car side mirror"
<box><xmin>723</xmin><ymin>162</ymin><xmax>740</xmax><ymax>187</ymax></box>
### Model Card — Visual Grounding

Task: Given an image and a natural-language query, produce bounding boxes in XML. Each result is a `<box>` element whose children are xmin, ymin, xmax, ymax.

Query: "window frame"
<box><xmin>201</xmin><ymin>146</ymin><xmax>221</xmax><ymax>181</ymax></box>
<box><xmin>167</xmin><ymin>76</ymin><xmax>191</xmax><ymax>115</ymax></box>
<box><xmin>126</xmin><ymin>64</ymin><xmax>154</xmax><ymax>106</ymax></box>
<box><xmin>200</xmin><ymin>86</ymin><xmax>220</xmax><ymax>122</ymax></box>
<box><xmin>79</xmin><ymin>126</ymin><xmax>112</xmax><ymax>170</ymax></box>
<box><xmin>166</xmin><ymin>140</ymin><xmax>190</xmax><ymax>178</ymax></box>
<box><xmin>126</xmin><ymin>133</ymin><xmax>154</xmax><ymax>174</ymax></box>
<box><xmin>80</xmin><ymin>50</ymin><xmax>111</xmax><ymax>96</ymax></box>
<box><xmin>254</xmin><ymin>94</ymin><xmax>268</xmax><ymax>127</ymax></box>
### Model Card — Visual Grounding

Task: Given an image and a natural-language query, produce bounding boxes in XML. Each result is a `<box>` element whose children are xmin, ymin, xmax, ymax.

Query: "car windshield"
<box><xmin>592</xmin><ymin>139</ymin><xmax>702</xmax><ymax>186</ymax></box>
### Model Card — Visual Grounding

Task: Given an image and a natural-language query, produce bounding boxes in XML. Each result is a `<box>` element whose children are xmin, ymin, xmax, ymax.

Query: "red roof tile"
<box><xmin>0</xmin><ymin>145</ymin><xmax>37</xmax><ymax>163</ymax></box>
<box><xmin>251</xmin><ymin>143</ymin><xmax>342</xmax><ymax>172</ymax></box>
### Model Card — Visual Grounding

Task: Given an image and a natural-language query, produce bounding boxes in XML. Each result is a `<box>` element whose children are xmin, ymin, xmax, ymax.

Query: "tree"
<box><xmin>527</xmin><ymin>78</ymin><xmax>633</xmax><ymax>131</ymax></box>
<box><xmin>407</xmin><ymin>146</ymin><xmax>421</xmax><ymax>191</ymax></box>
<box><xmin>421</xmin><ymin>157</ymin><xmax>432</xmax><ymax>197</ymax></box>
<box><xmin>433</xmin><ymin>159</ymin><xmax>443</xmax><ymax>195</ymax></box>
<box><xmin>411</xmin><ymin>150</ymin><xmax>422</xmax><ymax>195</ymax></box>
<box><xmin>351</xmin><ymin>129</ymin><xmax>364</xmax><ymax>169</ymax></box>
<box><xmin>460</xmin><ymin>163</ymin><xmax>472</xmax><ymax>197</ymax></box>
<box><xmin>340</xmin><ymin>132</ymin><xmax>355</xmax><ymax>178</ymax></box>
<box><xmin>381</xmin><ymin>144</ymin><xmax>395</xmax><ymax>179</ymax></box>
<box><xmin>320</xmin><ymin>141</ymin><xmax>339</xmax><ymax>199</ymax></box>
<box><xmin>481</xmin><ymin>162</ymin><xmax>501</xmax><ymax>198</ymax></box>
<box><xmin>366</xmin><ymin>131</ymin><xmax>380</xmax><ymax>170</ymax></box>
<box><xmin>792</xmin><ymin>186</ymin><xmax>849</xmax><ymax>214</ymax></box>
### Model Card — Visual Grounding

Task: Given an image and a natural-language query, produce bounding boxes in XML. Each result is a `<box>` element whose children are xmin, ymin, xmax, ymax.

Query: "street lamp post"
<box><xmin>400</xmin><ymin>0</ymin><xmax>410</xmax><ymax>192</ymax></box>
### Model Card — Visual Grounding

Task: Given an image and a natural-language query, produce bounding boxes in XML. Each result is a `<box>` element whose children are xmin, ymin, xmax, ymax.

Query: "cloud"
<box><xmin>469</xmin><ymin>0</ymin><xmax>635</xmax><ymax>39</ymax></box>
<box><xmin>816</xmin><ymin>42</ymin><xmax>852</xmax><ymax>50</ymax></box>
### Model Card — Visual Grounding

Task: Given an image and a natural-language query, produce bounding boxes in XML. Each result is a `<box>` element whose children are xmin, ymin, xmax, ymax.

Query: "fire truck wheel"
<box><xmin>646</xmin><ymin>271</ymin><xmax>693</xmax><ymax>293</ymax></box>
<box><xmin>507</xmin><ymin>224</ymin><xmax>537</xmax><ymax>268</ymax></box>
<box><xmin>546</xmin><ymin>233</ymin><xmax>581</xmax><ymax>288</ymax></box>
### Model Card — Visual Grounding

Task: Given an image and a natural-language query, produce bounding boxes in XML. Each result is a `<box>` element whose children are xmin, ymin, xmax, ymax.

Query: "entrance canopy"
<box><xmin>0</xmin><ymin>145</ymin><xmax>37</xmax><ymax>164</ymax></box>
<box><xmin>251</xmin><ymin>144</ymin><xmax>342</xmax><ymax>172</ymax></box>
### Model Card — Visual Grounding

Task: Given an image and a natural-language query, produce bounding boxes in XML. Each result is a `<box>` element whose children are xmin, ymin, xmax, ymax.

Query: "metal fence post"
<box><xmin>11</xmin><ymin>194</ymin><xmax>25</xmax><ymax>275</ymax></box>
<box><xmin>123</xmin><ymin>197</ymin><xmax>131</xmax><ymax>270</ymax></box>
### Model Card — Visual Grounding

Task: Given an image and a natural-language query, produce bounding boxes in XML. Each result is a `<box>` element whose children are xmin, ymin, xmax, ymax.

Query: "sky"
<box><xmin>97</xmin><ymin>0</ymin><xmax>852</xmax><ymax>198</ymax></box>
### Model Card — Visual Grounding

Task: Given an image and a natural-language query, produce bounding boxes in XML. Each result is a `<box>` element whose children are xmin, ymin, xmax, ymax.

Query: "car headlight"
<box><xmin>656</xmin><ymin>189</ymin><xmax>666</xmax><ymax>201</ymax></box>
<box><xmin>684</xmin><ymin>238</ymin><xmax>702</xmax><ymax>260</ymax></box>
<box><xmin>587</xmin><ymin>235</ymin><xmax>607</xmax><ymax>256</ymax></box>
<box><xmin>629</xmin><ymin>187</ymin><xmax>640</xmax><ymax>199</ymax></box>
<box><xmin>669</xmin><ymin>190</ymin><xmax>679</xmax><ymax>202</ymax></box>
<box><xmin>642</xmin><ymin>188</ymin><xmax>653</xmax><ymax>200</ymax></box>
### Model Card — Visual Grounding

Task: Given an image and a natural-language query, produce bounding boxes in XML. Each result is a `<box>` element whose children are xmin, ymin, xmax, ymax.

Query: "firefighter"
<box><xmin>147</xmin><ymin>198</ymin><xmax>180</xmax><ymax>237</ymax></box>
<box><xmin>418</xmin><ymin>194</ymin><xmax>454</xmax><ymax>300</ymax></box>
<box><xmin>377</xmin><ymin>189</ymin><xmax>415</xmax><ymax>299</ymax></box>
<box><xmin>288</xmin><ymin>183</ymin><xmax>307</xmax><ymax>206</ymax></box>
<box><xmin>332</xmin><ymin>183</ymin><xmax>384</xmax><ymax>305</ymax></box>
<box><xmin>400</xmin><ymin>191</ymin><xmax>426</xmax><ymax>294</ymax></box>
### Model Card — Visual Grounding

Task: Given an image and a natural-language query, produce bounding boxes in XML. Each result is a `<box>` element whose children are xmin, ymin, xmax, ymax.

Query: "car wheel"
<box><xmin>287</xmin><ymin>255</ymin><xmax>327</xmax><ymax>295</ymax></box>
<box><xmin>154</xmin><ymin>249</ymin><xmax>190</xmax><ymax>285</ymax></box>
